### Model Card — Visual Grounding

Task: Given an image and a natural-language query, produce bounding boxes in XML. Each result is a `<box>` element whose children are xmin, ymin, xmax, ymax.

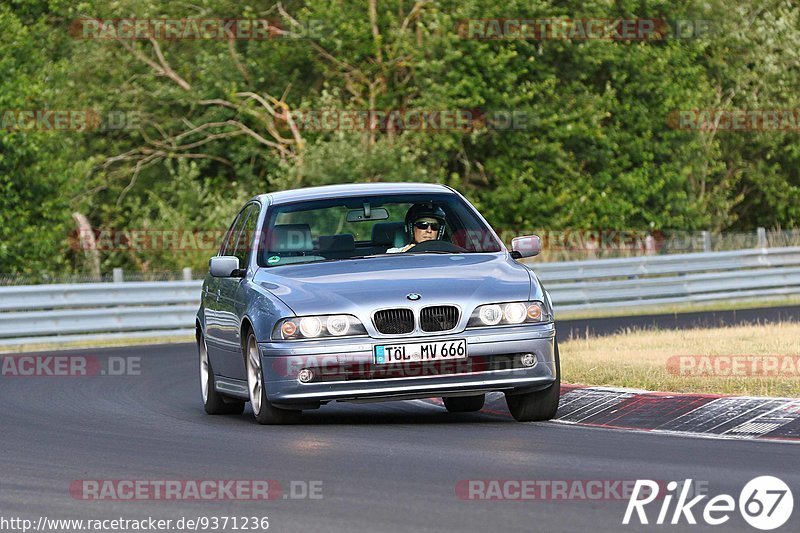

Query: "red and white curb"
<box><xmin>425</xmin><ymin>385</ymin><xmax>800</xmax><ymax>442</ymax></box>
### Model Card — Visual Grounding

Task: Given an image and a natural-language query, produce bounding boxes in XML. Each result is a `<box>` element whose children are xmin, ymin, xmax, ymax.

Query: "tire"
<box><xmin>442</xmin><ymin>394</ymin><xmax>485</xmax><ymax>413</ymax></box>
<box><xmin>505</xmin><ymin>341</ymin><xmax>561</xmax><ymax>422</ymax></box>
<box><xmin>199</xmin><ymin>332</ymin><xmax>244</xmax><ymax>415</ymax></box>
<box><xmin>245</xmin><ymin>333</ymin><xmax>301</xmax><ymax>425</ymax></box>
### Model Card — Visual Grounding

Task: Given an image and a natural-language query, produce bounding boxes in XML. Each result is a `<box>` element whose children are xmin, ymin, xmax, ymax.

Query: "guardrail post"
<box><xmin>182</xmin><ymin>267</ymin><xmax>193</xmax><ymax>281</ymax></box>
<box><xmin>757</xmin><ymin>227</ymin><xmax>767</xmax><ymax>248</ymax></box>
<box><xmin>701</xmin><ymin>231</ymin><xmax>711</xmax><ymax>252</ymax></box>
<box><xmin>112</xmin><ymin>268</ymin><xmax>123</xmax><ymax>283</ymax></box>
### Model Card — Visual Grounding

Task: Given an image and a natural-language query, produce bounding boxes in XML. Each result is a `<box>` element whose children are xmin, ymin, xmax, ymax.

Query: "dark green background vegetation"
<box><xmin>1</xmin><ymin>0</ymin><xmax>798</xmax><ymax>275</ymax></box>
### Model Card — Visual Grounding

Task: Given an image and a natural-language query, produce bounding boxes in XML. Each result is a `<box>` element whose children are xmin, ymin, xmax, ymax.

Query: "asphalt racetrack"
<box><xmin>1</xmin><ymin>343</ymin><xmax>798</xmax><ymax>533</ymax></box>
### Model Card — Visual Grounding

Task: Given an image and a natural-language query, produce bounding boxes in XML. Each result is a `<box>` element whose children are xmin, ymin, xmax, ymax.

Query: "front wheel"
<box><xmin>245</xmin><ymin>333</ymin><xmax>301</xmax><ymax>425</ymax></box>
<box><xmin>199</xmin><ymin>332</ymin><xmax>244</xmax><ymax>415</ymax></box>
<box><xmin>505</xmin><ymin>341</ymin><xmax>561</xmax><ymax>422</ymax></box>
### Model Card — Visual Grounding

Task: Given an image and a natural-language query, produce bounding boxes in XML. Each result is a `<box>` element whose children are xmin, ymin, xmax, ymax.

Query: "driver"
<box><xmin>387</xmin><ymin>203</ymin><xmax>446</xmax><ymax>253</ymax></box>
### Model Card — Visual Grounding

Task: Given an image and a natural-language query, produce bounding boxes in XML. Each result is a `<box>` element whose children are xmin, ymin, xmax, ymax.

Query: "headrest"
<box><xmin>371</xmin><ymin>221</ymin><xmax>405</xmax><ymax>247</ymax></box>
<box><xmin>270</xmin><ymin>224</ymin><xmax>313</xmax><ymax>252</ymax></box>
<box><xmin>319</xmin><ymin>234</ymin><xmax>355</xmax><ymax>253</ymax></box>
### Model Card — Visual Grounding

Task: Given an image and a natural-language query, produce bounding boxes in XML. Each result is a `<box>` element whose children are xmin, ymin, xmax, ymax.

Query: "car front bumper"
<box><xmin>258</xmin><ymin>323</ymin><xmax>557</xmax><ymax>407</ymax></box>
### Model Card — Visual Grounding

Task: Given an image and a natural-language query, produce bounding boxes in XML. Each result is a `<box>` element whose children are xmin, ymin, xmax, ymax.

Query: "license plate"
<box><xmin>374</xmin><ymin>339</ymin><xmax>467</xmax><ymax>364</ymax></box>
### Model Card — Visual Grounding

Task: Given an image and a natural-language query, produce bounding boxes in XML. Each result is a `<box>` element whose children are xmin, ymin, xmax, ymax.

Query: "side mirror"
<box><xmin>510</xmin><ymin>235</ymin><xmax>541</xmax><ymax>259</ymax></box>
<box><xmin>209</xmin><ymin>256</ymin><xmax>243</xmax><ymax>277</ymax></box>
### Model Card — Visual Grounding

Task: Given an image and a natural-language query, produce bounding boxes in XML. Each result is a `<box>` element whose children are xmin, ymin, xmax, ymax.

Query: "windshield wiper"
<box><xmin>266</xmin><ymin>251</ymin><xmax>473</xmax><ymax>266</ymax></box>
<box><xmin>310</xmin><ymin>254</ymin><xmax>387</xmax><ymax>263</ymax></box>
<box><xmin>404</xmin><ymin>250</ymin><xmax>462</xmax><ymax>254</ymax></box>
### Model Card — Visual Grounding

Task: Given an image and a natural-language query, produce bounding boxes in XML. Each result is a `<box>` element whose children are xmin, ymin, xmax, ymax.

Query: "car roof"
<box><xmin>252</xmin><ymin>182</ymin><xmax>454</xmax><ymax>206</ymax></box>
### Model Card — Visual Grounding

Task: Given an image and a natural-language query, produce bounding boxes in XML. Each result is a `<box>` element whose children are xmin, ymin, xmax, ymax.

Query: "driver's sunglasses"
<box><xmin>414</xmin><ymin>221</ymin><xmax>440</xmax><ymax>231</ymax></box>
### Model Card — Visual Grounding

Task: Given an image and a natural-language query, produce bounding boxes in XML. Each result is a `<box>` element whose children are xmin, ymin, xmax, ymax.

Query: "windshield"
<box><xmin>256</xmin><ymin>192</ymin><xmax>503</xmax><ymax>267</ymax></box>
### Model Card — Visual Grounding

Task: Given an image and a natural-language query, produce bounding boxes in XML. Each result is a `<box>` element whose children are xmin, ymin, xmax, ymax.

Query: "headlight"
<box><xmin>503</xmin><ymin>302</ymin><xmax>527</xmax><ymax>324</ymax></box>
<box><xmin>299</xmin><ymin>317</ymin><xmax>322</xmax><ymax>338</ymax></box>
<box><xmin>273</xmin><ymin>314</ymin><xmax>367</xmax><ymax>340</ymax></box>
<box><xmin>468</xmin><ymin>301</ymin><xmax>550</xmax><ymax>327</ymax></box>
<box><xmin>478</xmin><ymin>304</ymin><xmax>503</xmax><ymax>325</ymax></box>
<box><xmin>326</xmin><ymin>315</ymin><xmax>350</xmax><ymax>336</ymax></box>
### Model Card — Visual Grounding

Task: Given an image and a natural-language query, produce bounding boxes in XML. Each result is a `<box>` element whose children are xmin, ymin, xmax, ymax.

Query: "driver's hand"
<box><xmin>399</xmin><ymin>243</ymin><xmax>415</xmax><ymax>252</ymax></box>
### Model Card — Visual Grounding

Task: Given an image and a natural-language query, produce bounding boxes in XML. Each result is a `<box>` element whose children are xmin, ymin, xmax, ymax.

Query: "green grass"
<box><xmin>561</xmin><ymin>322</ymin><xmax>800</xmax><ymax>397</ymax></box>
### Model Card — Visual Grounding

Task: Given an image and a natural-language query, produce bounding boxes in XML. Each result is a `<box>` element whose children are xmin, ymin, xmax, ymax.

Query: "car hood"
<box><xmin>253</xmin><ymin>253</ymin><xmax>534</xmax><ymax>317</ymax></box>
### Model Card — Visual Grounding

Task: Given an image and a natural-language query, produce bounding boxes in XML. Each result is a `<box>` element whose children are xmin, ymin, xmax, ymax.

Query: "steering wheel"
<box><xmin>408</xmin><ymin>239</ymin><xmax>468</xmax><ymax>253</ymax></box>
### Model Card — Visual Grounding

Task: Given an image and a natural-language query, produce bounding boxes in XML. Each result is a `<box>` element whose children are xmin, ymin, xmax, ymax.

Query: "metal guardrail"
<box><xmin>1</xmin><ymin>247</ymin><xmax>799</xmax><ymax>347</ymax></box>
<box><xmin>0</xmin><ymin>281</ymin><xmax>202</xmax><ymax>347</ymax></box>
<box><xmin>530</xmin><ymin>247</ymin><xmax>800</xmax><ymax>281</ymax></box>
<box><xmin>529</xmin><ymin>247</ymin><xmax>800</xmax><ymax>311</ymax></box>
<box><xmin>0</xmin><ymin>280</ymin><xmax>201</xmax><ymax>311</ymax></box>
<box><xmin>530</xmin><ymin>246</ymin><xmax>800</xmax><ymax>311</ymax></box>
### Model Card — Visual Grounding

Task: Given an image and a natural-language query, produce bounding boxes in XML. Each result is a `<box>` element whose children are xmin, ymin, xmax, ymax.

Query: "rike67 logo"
<box><xmin>624</xmin><ymin>476</ymin><xmax>793</xmax><ymax>530</ymax></box>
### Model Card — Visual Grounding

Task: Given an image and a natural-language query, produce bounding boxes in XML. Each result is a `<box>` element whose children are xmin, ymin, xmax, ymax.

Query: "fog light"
<box><xmin>521</xmin><ymin>353</ymin><xmax>537</xmax><ymax>367</ymax></box>
<box><xmin>297</xmin><ymin>368</ymin><xmax>314</xmax><ymax>383</ymax></box>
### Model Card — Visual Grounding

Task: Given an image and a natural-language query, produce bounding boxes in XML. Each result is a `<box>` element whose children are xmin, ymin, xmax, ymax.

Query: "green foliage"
<box><xmin>1</xmin><ymin>0</ymin><xmax>798</xmax><ymax>274</ymax></box>
<box><xmin>0</xmin><ymin>4</ymin><xmax>82</xmax><ymax>274</ymax></box>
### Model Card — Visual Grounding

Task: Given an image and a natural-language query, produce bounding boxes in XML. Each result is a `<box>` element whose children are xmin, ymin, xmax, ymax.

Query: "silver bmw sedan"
<box><xmin>196</xmin><ymin>182</ymin><xmax>559</xmax><ymax>424</ymax></box>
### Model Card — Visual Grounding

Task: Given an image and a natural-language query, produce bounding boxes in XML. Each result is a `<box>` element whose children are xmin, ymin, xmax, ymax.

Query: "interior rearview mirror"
<box><xmin>347</xmin><ymin>207</ymin><xmax>389</xmax><ymax>222</ymax></box>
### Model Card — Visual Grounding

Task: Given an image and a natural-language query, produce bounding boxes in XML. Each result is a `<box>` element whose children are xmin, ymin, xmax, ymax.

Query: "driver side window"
<box><xmin>232</xmin><ymin>203</ymin><xmax>261</xmax><ymax>267</ymax></box>
<box><xmin>220</xmin><ymin>212</ymin><xmax>246</xmax><ymax>256</ymax></box>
